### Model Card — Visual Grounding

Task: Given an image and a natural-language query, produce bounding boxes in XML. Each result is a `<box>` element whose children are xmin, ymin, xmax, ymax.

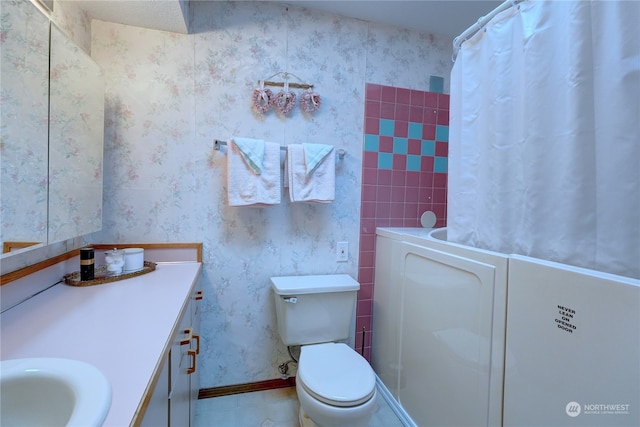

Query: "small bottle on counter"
<box><xmin>80</xmin><ymin>247</ymin><xmax>95</xmax><ymax>281</ymax></box>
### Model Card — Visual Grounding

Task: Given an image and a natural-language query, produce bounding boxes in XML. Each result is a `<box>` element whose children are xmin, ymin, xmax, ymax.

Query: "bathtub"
<box><xmin>373</xmin><ymin>227</ymin><xmax>509</xmax><ymax>427</ymax></box>
<box><xmin>372</xmin><ymin>227</ymin><xmax>639</xmax><ymax>427</ymax></box>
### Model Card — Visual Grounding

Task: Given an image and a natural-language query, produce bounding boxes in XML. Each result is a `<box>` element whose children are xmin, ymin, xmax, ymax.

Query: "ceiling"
<box><xmin>71</xmin><ymin>0</ymin><xmax>503</xmax><ymax>38</ymax></box>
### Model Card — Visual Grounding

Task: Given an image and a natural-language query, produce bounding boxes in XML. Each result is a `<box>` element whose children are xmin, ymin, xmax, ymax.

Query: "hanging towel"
<box><xmin>231</xmin><ymin>137</ymin><xmax>264</xmax><ymax>174</ymax></box>
<box><xmin>227</xmin><ymin>139</ymin><xmax>281</xmax><ymax>206</ymax></box>
<box><xmin>303</xmin><ymin>143</ymin><xmax>334</xmax><ymax>176</ymax></box>
<box><xmin>285</xmin><ymin>143</ymin><xmax>335</xmax><ymax>203</ymax></box>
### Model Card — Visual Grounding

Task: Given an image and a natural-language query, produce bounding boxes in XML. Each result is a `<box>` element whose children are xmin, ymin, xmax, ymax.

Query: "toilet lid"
<box><xmin>298</xmin><ymin>343</ymin><xmax>376</xmax><ymax>407</ymax></box>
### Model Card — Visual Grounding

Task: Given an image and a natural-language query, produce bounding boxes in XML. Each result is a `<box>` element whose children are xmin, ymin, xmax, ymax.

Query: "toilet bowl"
<box><xmin>270</xmin><ymin>274</ymin><xmax>377</xmax><ymax>427</ymax></box>
<box><xmin>296</xmin><ymin>343</ymin><xmax>377</xmax><ymax>427</ymax></box>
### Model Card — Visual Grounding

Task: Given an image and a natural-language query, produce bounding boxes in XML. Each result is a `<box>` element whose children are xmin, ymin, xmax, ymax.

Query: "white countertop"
<box><xmin>1</xmin><ymin>261</ymin><xmax>202</xmax><ymax>427</ymax></box>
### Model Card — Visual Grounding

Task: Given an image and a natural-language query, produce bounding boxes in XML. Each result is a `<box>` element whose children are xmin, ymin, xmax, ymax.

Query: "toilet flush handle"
<box><xmin>283</xmin><ymin>296</ymin><xmax>298</xmax><ymax>304</ymax></box>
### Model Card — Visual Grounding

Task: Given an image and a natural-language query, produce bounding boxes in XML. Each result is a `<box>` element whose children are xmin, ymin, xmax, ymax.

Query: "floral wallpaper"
<box><xmin>89</xmin><ymin>1</ymin><xmax>452</xmax><ymax>388</ymax></box>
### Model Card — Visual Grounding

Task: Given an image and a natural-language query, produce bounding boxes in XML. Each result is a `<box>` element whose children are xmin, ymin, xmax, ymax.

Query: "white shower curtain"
<box><xmin>448</xmin><ymin>0</ymin><xmax>640</xmax><ymax>279</ymax></box>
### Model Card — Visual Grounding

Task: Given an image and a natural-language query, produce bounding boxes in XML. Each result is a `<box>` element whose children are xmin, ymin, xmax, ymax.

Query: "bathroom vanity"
<box><xmin>0</xmin><ymin>261</ymin><xmax>202</xmax><ymax>426</ymax></box>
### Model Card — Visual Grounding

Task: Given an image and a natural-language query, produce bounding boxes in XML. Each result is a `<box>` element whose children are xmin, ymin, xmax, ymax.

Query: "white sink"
<box><xmin>0</xmin><ymin>358</ymin><xmax>111</xmax><ymax>427</ymax></box>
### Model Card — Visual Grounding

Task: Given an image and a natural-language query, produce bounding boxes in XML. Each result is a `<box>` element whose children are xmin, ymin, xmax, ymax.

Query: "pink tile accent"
<box><xmin>422</xmin><ymin>124</ymin><xmax>436</xmax><ymax>140</ymax></box>
<box><xmin>391</xmin><ymin>188</ymin><xmax>405</xmax><ymax>203</ymax></box>
<box><xmin>377</xmin><ymin>185</ymin><xmax>392</xmax><ymax>201</ymax></box>
<box><xmin>366</xmin><ymin>83</ymin><xmax>382</xmax><ymax>101</ymax></box>
<box><xmin>437</xmin><ymin>109</ymin><xmax>449</xmax><ymax>125</ymax></box>
<box><xmin>378</xmin><ymin>169</ymin><xmax>392</xmax><ymax>185</ymax></box>
<box><xmin>434</xmin><ymin>173</ymin><xmax>447</xmax><ymax>188</ymax></box>
<box><xmin>425</xmin><ymin>92</ymin><xmax>438</xmax><ymax>108</ymax></box>
<box><xmin>381</xmin><ymin>85</ymin><xmax>396</xmax><ymax>102</ymax></box>
<box><xmin>438</xmin><ymin>93</ymin><xmax>450</xmax><ymax>109</ymax></box>
<box><xmin>405</xmin><ymin>187</ymin><xmax>419</xmax><ymax>203</ymax></box>
<box><xmin>391</xmin><ymin>169</ymin><xmax>406</xmax><ymax>186</ymax></box>
<box><xmin>361</xmin><ymin>185</ymin><xmax>377</xmax><ymax>202</ymax></box>
<box><xmin>361</xmin><ymin>201</ymin><xmax>376</xmax><ymax>218</ymax></box>
<box><xmin>358</xmin><ymin>268</ymin><xmax>374</xmax><ymax>286</ymax></box>
<box><xmin>360</xmin><ymin>218</ymin><xmax>377</xmax><ymax>234</ymax></box>
<box><xmin>390</xmin><ymin>203</ymin><xmax>405</xmax><ymax>218</ymax></box>
<box><xmin>365</xmin><ymin>100</ymin><xmax>380</xmax><ymax>118</ymax></box>
<box><xmin>360</xmin><ymin>233</ymin><xmax>376</xmax><ymax>251</ymax></box>
<box><xmin>359</xmin><ymin>84</ymin><xmax>449</xmax><ymax>362</ymax></box>
<box><xmin>395</xmin><ymin>104</ymin><xmax>410</xmax><ymax>121</ymax></box>
<box><xmin>365</xmin><ymin>117</ymin><xmax>380</xmax><ymax>134</ymax></box>
<box><xmin>362</xmin><ymin>167</ymin><xmax>378</xmax><ymax>185</ymax></box>
<box><xmin>436</xmin><ymin>141</ymin><xmax>448</xmax><ymax>156</ymax></box>
<box><xmin>376</xmin><ymin>201</ymin><xmax>390</xmax><ymax>217</ymax></box>
<box><xmin>381</xmin><ymin>102</ymin><xmax>395</xmax><ymax>119</ymax></box>
<box><xmin>357</xmin><ymin>299</ymin><xmax>373</xmax><ymax>316</ymax></box>
<box><xmin>359</xmin><ymin>252</ymin><xmax>375</xmax><ymax>270</ymax></box>
<box><xmin>397</xmin><ymin>87</ymin><xmax>410</xmax><ymax>105</ymax></box>
<box><xmin>406</xmin><ymin>171</ymin><xmax>420</xmax><ymax>187</ymax></box>
<box><xmin>359</xmin><ymin>285</ymin><xmax>374</xmax><ymax>303</ymax></box>
<box><xmin>421</xmin><ymin>171</ymin><xmax>435</xmax><ymax>188</ymax></box>
<box><xmin>421</xmin><ymin>155</ymin><xmax>434</xmax><ymax>172</ymax></box>
<box><xmin>411</xmin><ymin>89</ymin><xmax>425</xmax><ymax>106</ymax></box>
<box><xmin>379</xmin><ymin>136</ymin><xmax>394</xmax><ymax>153</ymax></box>
<box><xmin>363</xmin><ymin>151</ymin><xmax>378</xmax><ymax>168</ymax></box>
<box><xmin>409</xmin><ymin>106</ymin><xmax>423</xmax><ymax>122</ymax></box>
<box><xmin>424</xmin><ymin>109</ymin><xmax>437</xmax><ymax>125</ymax></box>
<box><xmin>394</xmin><ymin>120</ymin><xmax>408</xmax><ymax>137</ymax></box>
<box><xmin>408</xmin><ymin>139</ymin><xmax>421</xmax><ymax>155</ymax></box>
<box><xmin>433</xmin><ymin>188</ymin><xmax>447</xmax><ymax>204</ymax></box>
<box><xmin>392</xmin><ymin>153</ymin><xmax>407</xmax><ymax>170</ymax></box>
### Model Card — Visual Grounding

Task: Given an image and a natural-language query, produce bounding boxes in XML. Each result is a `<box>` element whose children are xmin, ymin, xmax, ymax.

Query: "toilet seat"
<box><xmin>297</xmin><ymin>343</ymin><xmax>376</xmax><ymax>407</ymax></box>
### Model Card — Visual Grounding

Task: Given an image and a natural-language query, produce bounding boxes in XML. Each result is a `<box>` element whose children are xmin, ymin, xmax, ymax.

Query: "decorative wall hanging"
<box><xmin>271</xmin><ymin>82</ymin><xmax>296</xmax><ymax>115</ymax></box>
<box><xmin>252</xmin><ymin>80</ymin><xmax>273</xmax><ymax>114</ymax></box>
<box><xmin>301</xmin><ymin>88</ymin><xmax>321</xmax><ymax>113</ymax></box>
<box><xmin>253</xmin><ymin>72</ymin><xmax>321</xmax><ymax>116</ymax></box>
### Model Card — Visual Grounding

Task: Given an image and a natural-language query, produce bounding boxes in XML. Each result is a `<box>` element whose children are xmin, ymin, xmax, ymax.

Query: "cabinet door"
<box><xmin>140</xmin><ymin>356</ymin><xmax>169</xmax><ymax>427</ymax></box>
<box><xmin>189</xmin><ymin>285</ymin><xmax>203</xmax><ymax>426</ymax></box>
<box><xmin>169</xmin><ymin>313</ymin><xmax>192</xmax><ymax>425</ymax></box>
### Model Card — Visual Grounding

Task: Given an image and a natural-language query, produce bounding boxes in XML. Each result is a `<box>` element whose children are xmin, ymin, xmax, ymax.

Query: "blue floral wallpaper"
<box><xmin>87</xmin><ymin>1</ymin><xmax>453</xmax><ymax>388</ymax></box>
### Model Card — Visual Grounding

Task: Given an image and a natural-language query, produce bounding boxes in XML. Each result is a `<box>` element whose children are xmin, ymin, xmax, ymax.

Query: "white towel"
<box><xmin>285</xmin><ymin>144</ymin><xmax>335</xmax><ymax>203</ymax></box>
<box><xmin>232</xmin><ymin>137</ymin><xmax>264</xmax><ymax>174</ymax></box>
<box><xmin>303</xmin><ymin>143</ymin><xmax>334</xmax><ymax>176</ymax></box>
<box><xmin>227</xmin><ymin>139</ymin><xmax>281</xmax><ymax>206</ymax></box>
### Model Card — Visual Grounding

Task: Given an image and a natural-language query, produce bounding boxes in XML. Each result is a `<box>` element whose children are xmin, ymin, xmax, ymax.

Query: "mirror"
<box><xmin>0</xmin><ymin>2</ymin><xmax>104</xmax><ymax>257</ymax></box>
<box><xmin>48</xmin><ymin>24</ymin><xmax>104</xmax><ymax>244</ymax></box>
<box><xmin>0</xmin><ymin>0</ymin><xmax>51</xmax><ymax>253</ymax></box>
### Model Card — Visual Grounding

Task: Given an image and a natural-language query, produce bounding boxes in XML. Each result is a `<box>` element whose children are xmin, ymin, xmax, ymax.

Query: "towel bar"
<box><xmin>214</xmin><ymin>139</ymin><xmax>346</xmax><ymax>160</ymax></box>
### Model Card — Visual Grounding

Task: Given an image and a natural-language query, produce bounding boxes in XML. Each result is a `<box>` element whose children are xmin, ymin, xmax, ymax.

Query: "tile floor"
<box><xmin>194</xmin><ymin>386</ymin><xmax>405</xmax><ymax>427</ymax></box>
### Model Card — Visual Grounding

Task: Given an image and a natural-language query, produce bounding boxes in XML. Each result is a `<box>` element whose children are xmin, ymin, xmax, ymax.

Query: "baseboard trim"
<box><xmin>198</xmin><ymin>377</ymin><xmax>296</xmax><ymax>399</ymax></box>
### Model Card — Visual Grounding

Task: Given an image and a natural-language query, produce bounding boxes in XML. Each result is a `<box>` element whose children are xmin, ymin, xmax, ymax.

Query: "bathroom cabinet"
<box><xmin>0</xmin><ymin>262</ymin><xmax>202</xmax><ymax>426</ymax></box>
<box><xmin>1</xmin><ymin>0</ymin><xmax>104</xmax><ymax>256</ymax></box>
<box><xmin>141</xmin><ymin>283</ymin><xmax>203</xmax><ymax>427</ymax></box>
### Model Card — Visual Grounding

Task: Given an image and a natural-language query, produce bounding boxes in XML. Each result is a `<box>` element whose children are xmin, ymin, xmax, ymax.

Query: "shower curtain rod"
<box><xmin>452</xmin><ymin>0</ymin><xmax>525</xmax><ymax>61</ymax></box>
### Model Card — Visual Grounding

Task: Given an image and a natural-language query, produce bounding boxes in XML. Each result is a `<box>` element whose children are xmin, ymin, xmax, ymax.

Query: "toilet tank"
<box><xmin>270</xmin><ymin>274</ymin><xmax>360</xmax><ymax>346</ymax></box>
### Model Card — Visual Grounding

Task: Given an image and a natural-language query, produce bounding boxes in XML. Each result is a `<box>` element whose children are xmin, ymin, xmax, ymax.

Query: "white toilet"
<box><xmin>271</xmin><ymin>274</ymin><xmax>377</xmax><ymax>427</ymax></box>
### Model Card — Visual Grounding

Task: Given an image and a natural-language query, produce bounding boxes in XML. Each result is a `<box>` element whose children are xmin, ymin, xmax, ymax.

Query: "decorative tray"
<box><xmin>64</xmin><ymin>261</ymin><xmax>157</xmax><ymax>287</ymax></box>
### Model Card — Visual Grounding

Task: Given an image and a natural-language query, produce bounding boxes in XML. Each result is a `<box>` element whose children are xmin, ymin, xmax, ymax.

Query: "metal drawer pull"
<box><xmin>193</xmin><ymin>334</ymin><xmax>200</xmax><ymax>355</ymax></box>
<box><xmin>187</xmin><ymin>349</ymin><xmax>197</xmax><ymax>374</ymax></box>
<box><xmin>180</xmin><ymin>327</ymin><xmax>193</xmax><ymax>346</ymax></box>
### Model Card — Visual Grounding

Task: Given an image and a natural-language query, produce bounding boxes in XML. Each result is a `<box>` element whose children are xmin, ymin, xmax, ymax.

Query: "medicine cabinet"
<box><xmin>0</xmin><ymin>0</ymin><xmax>104</xmax><ymax>257</ymax></box>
